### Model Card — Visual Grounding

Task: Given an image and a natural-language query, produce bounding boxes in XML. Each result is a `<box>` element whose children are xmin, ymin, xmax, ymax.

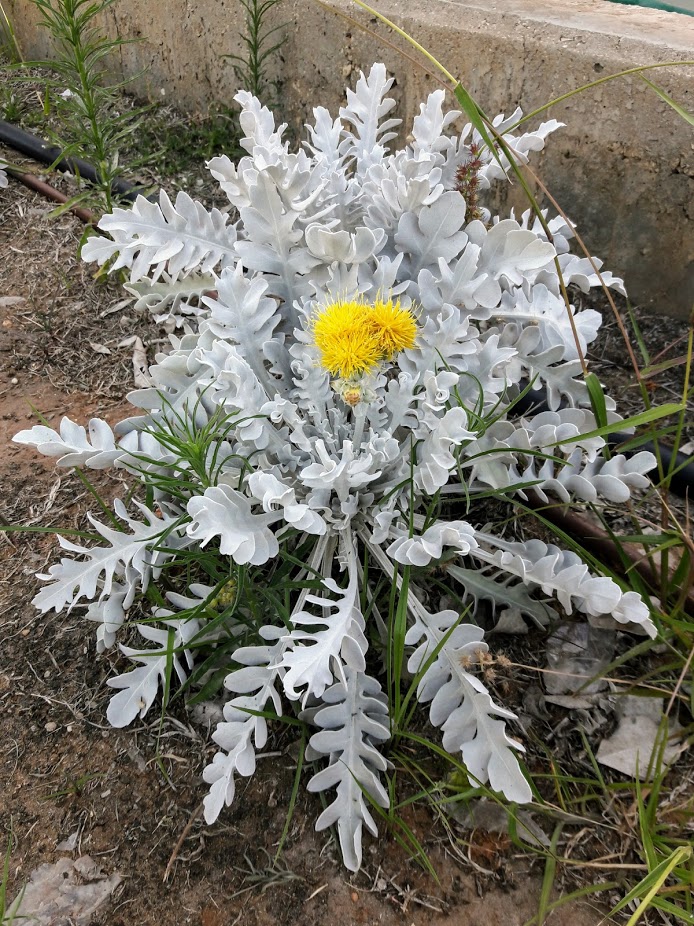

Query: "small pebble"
<box><xmin>11</xmin><ymin>377</ymin><xmax>18</xmax><ymax>385</ymax></box>
<box><xmin>45</xmin><ymin>721</ymin><xmax>57</xmax><ymax>732</ymax></box>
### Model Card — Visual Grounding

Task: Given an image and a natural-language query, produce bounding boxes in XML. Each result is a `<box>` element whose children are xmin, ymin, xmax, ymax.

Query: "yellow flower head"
<box><xmin>312</xmin><ymin>296</ymin><xmax>417</xmax><ymax>380</ymax></box>
<box><xmin>368</xmin><ymin>297</ymin><xmax>418</xmax><ymax>359</ymax></box>
<box><xmin>312</xmin><ymin>299</ymin><xmax>381</xmax><ymax>379</ymax></box>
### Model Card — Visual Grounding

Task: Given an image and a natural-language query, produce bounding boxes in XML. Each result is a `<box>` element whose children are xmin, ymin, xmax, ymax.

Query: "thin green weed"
<box><xmin>20</xmin><ymin>0</ymin><xmax>150</xmax><ymax>212</ymax></box>
<box><xmin>0</xmin><ymin>832</ymin><xmax>23</xmax><ymax>926</ymax></box>
<box><xmin>223</xmin><ymin>0</ymin><xmax>287</xmax><ymax>103</ymax></box>
<box><xmin>0</xmin><ymin>3</ymin><xmax>21</xmax><ymax>63</ymax></box>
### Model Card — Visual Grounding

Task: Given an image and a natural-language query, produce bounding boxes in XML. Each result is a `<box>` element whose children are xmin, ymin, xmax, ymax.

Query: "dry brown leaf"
<box><xmin>88</xmin><ymin>341</ymin><xmax>112</xmax><ymax>355</ymax></box>
<box><xmin>596</xmin><ymin>695</ymin><xmax>687</xmax><ymax>778</ymax></box>
<box><xmin>8</xmin><ymin>856</ymin><xmax>122</xmax><ymax>925</ymax></box>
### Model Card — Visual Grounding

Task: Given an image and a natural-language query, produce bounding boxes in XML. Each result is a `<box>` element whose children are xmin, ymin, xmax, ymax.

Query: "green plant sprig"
<box><xmin>21</xmin><ymin>0</ymin><xmax>150</xmax><ymax>212</ymax></box>
<box><xmin>223</xmin><ymin>0</ymin><xmax>287</xmax><ymax>103</ymax></box>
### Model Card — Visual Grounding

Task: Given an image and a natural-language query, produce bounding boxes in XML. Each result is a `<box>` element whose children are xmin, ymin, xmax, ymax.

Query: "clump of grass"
<box><xmin>133</xmin><ymin>106</ymin><xmax>243</xmax><ymax>180</ymax></box>
<box><xmin>1</xmin><ymin>90</ymin><xmax>24</xmax><ymax>123</ymax></box>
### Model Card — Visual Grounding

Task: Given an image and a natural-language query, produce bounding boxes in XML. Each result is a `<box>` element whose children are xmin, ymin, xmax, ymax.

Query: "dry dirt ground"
<box><xmin>0</xmin><ymin>162</ymin><xmax>691</xmax><ymax>926</ymax></box>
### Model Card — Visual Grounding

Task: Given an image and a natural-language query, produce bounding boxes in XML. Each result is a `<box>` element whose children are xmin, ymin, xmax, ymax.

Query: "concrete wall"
<box><xmin>8</xmin><ymin>0</ymin><xmax>694</xmax><ymax>317</ymax></box>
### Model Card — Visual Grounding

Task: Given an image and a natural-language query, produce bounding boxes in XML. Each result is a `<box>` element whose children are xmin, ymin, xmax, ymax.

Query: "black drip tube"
<box><xmin>514</xmin><ymin>385</ymin><xmax>694</xmax><ymax>498</ymax></box>
<box><xmin>0</xmin><ymin>119</ymin><xmax>147</xmax><ymax>202</ymax></box>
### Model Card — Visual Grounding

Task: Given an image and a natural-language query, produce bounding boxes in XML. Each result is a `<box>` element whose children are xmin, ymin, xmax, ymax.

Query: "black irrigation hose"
<box><xmin>6</xmin><ymin>164</ymin><xmax>97</xmax><ymax>224</ymax></box>
<box><xmin>0</xmin><ymin>119</ymin><xmax>147</xmax><ymax>202</ymax></box>
<box><xmin>514</xmin><ymin>385</ymin><xmax>694</xmax><ymax>498</ymax></box>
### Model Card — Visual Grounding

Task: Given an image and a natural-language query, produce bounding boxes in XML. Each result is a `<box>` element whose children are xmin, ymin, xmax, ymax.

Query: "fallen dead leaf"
<box><xmin>596</xmin><ymin>695</ymin><xmax>687</xmax><ymax>778</ymax></box>
<box><xmin>445</xmin><ymin>797</ymin><xmax>550</xmax><ymax>849</ymax></box>
<box><xmin>118</xmin><ymin>334</ymin><xmax>150</xmax><ymax>387</ymax></box>
<box><xmin>88</xmin><ymin>341</ymin><xmax>112</xmax><ymax>355</ymax></box>
<box><xmin>8</xmin><ymin>855</ymin><xmax>122</xmax><ymax>925</ymax></box>
<box><xmin>56</xmin><ymin>830</ymin><xmax>80</xmax><ymax>852</ymax></box>
<box><xmin>99</xmin><ymin>297</ymin><xmax>134</xmax><ymax>318</ymax></box>
<box><xmin>544</xmin><ymin>621</ymin><xmax>616</xmax><ymax>696</ymax></box>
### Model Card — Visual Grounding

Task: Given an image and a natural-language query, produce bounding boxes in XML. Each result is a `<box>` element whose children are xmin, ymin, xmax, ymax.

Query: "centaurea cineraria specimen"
<box><xmin>14</xmin><ymin>64</ymin><xmax>658</xmax><ymax>872</ymax></box>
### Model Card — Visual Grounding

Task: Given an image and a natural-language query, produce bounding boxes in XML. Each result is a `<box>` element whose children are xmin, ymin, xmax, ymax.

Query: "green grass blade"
<box><xmin>626</xmin><ymin>848</ymin><xmax>692</xmax><ymax>926</ymax></box>
<box><xmin>512</xmin><ymin>61</ymin><xmax>694</xmax><ymax>130</ymax></box>
<box><xmin>609</xmin><ymin>847</ymin><xmax>692</xmax><ymax>922</ymax></box>
<box><xmin>274</xmin><ymin>729</ymin><xmax>306</xmax><ymax>863</ymax></box>
<box><xmin>555</xmin><ymin>403</ymin><xmax>683</xmax><ymax>446</ymax></box>
<box><xmin>523</xmin><ymin>881</ymin><xmax>620</xmax><ymax>926</ymax></box>
<box><xmin>452</xmin><ymin>83</ymin><xmax>504</xmax><ymax>171</ymax></box>
<box><xmin>585</xmin><ymin>372</ymin><xmax>608</xmax><ymax>430</ymax></box>
<box><xmin>536</xmin><ymin>823</ymin><xmax>563</xmax><ymax>926</ymax></box>
<box><xmin>639</xmin><ymin>75</ymin><xmax>694</xmax><ymax>127</ymax></box>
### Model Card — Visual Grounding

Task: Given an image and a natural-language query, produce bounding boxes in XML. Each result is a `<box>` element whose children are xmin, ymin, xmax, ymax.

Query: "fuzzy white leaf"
<box><xmin>85</xmin><ymin>579</ymin><xmax>131</xmax><ymax>652</ymax></box>
<box><xmin>203</xmin><ymin>263</ymin><xmax>285</xmax><ymax>386</ymax></box>
<box><xmin>407</xmin><ymin>608</ymin><xmax>531</xmax><ymax>802</ymax></box>
<box><xmin>474</xmin><ymin>535</ymin><xmax>656</xmax><ymax>636</ymax></box>
<box><xmin>395</xmin><ymin>191</ymin><xmax>468</xmax><ymax>276</ymax></box>
<box><xmin>196</xmin><ymin>339</ymin><xmax>271</xmax><ymax>444</ymax></box>
<box><xmin>82</xmin><ymin>191</ymin><xmax>236</xmax><ymax>281</ymax></box>
<box><xmin>33</xmin><ymin>501</ymin><xmax>179</xmax><ymax>613</ymax></box>
<box><xmin>281</xmin><ymin>572</ymin><xmax>367</xmax><ymax>701</ymax></box>
<box><xmin>106</xmin><ymin>618</ymin><xmax>199</xmax><ymax>727</ymax></box>
<box><xmin>472</xmin><ymin>219</ymin><xmax>556</xmax><ymax>286</ymax></box>
<box><xmin>203</xmin><ymin>630</ymin><xmax>285</xmax><ymax>823</ymax></box>
<box><xmin>305</xmin><ymin>668</ymin><xmax>390</xmax><ymax>871</ymax></box>
<box><xmin>447</xmin><ymin>562</ymin><xmax>554</xmax><ymax>628</ymax></box>
<box><xmin>125</xmin><ymin>272</ymin><xmax>216</xmax><ymax>329</ymax></box>
<box><xmin>13</xmin><ymin>417</ymin><xmax>121</xmax><ymax>469</ymax></box>
<box><xmin>235</xmin><ymin>90</ymin><xmax>287</xmax><ymax>154</ymax></box>
<box><xmin>415</xmin><ymin>408</ymin><xmax>476</xmax><ymax>494</ymax></box>
<box><xmin>187</xmin><ymin>485</ymin><xmax>278</xmax><ymax>566</ymax></box>
<box><xmin>388</xmin><ymin>520</ymin><xmax>477</xmax><ymax>567</ymax></box>
<box><xmin>339</xmin><ymin>63</ymin><xmax>400</xmax><ymax>173</ymax></box>
<box><xmin>235</xmin><ymin>172</ymin><xmax>317</xmax><ymax>311</ymax></box>
<box><xmin>248</xmin><ymin>472</ymin><xmax>326</xmax><ymax>535</ymax></box>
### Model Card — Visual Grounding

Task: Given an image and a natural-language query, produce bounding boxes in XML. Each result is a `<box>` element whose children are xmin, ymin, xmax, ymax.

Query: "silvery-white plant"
<box><xmin>14</xmin><ymin>64</ymin><xmax>657</xmax><ymax>872</ymax></box>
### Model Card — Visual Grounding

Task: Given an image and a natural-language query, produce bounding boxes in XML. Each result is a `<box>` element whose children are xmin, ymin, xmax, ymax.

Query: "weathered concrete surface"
<box><xmin>8</xmin><ymin>0</ymin><xmax>694</xmax><ymax>316</ymax></box>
